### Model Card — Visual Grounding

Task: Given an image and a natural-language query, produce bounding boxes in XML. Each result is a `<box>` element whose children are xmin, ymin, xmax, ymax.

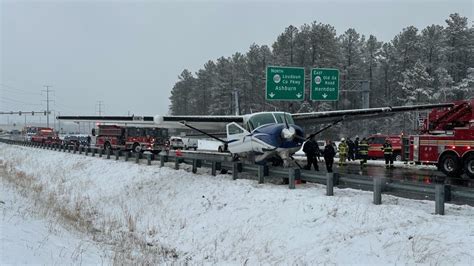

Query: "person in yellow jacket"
<box><xmin>338</xmin><ymin>138</ymin><xmax>349</xmax><ymax>166</ymax></box>
<box><xmin>358</xmin><ymin>137</ymin><xmax>369</xmax><ymax>167</ymax></box>
<box><xmin>382</xmin><ymin>139</ymin><xmax>394</xmax><ymax>168</ymax></box>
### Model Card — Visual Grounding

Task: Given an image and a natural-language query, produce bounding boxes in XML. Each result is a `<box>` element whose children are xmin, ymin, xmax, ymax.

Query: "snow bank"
<box><xmin>0</xmin><ymin>184</ymin><xmax>108</xmax><ymax>264</ymax></box>
<box><xmin>0</xmin><ymin>143</ymin><xmax>473</xmax><ymax>264</ymax></box>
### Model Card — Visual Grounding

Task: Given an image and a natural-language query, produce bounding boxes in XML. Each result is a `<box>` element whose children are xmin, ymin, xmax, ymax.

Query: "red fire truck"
<box><xmin>30</xmin><ymin>127</ymin><xmax>61</xmax><ymax>145</ymax></box>
<box><xmin>368</xmin><ymin>134</ymin><xmax>403</xmax><ymax>161</ymax></box>
<box><xmin>404</xmin><ymin>99</ymin><xmax>474</xmax><ymax>178</ymax></box>
<box><xmin>94</xmin><ymin>125</ymin><xmax>168</xmax><ymax>153</ymax></box>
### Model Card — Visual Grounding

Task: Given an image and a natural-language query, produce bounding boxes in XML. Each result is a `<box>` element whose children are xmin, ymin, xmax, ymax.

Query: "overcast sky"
<box><xmin>1</xmin><ymin>0</ymin><xmax>472</xmax><ymax>125</ymax></box>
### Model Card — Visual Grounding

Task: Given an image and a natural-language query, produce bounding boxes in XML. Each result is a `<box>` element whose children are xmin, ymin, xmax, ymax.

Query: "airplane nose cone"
<box><xmin>281</xmin><ymin>127</ymin><xmax>296</xmax><ymax>140</ymax></box>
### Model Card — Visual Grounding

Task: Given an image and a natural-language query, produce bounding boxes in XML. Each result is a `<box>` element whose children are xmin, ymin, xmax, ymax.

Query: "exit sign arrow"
<box><xmin>268</xmin><ymin>92</ymin><xmax>275</xmax><ymax>98</ymax></box>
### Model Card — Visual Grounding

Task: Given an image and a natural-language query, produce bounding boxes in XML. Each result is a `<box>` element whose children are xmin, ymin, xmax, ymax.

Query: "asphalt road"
<box><xmin>304</xmin><ymin>158</ymin><xmax>474</xmax><ymax>188</ymax></box>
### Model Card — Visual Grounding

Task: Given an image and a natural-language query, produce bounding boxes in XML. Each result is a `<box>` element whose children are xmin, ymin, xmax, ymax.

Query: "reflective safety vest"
<box><xmin>359</xmin><ymin>140</ymin><xmax>369</xmax><ymax>155</ymax></box>
<box><xmin>338</xmin><ymin>142</ymin><xmax>348</xmax><ymax>155</ymax></box>
<box><xmin>383</xmin><ymin>143</ymin><xmax>393</xmax><ymax>155</ymax></box>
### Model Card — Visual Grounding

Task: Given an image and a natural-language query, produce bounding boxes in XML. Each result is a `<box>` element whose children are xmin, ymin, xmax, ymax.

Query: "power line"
<box><xmin>0</xmin><ymin>83</ymin><xmax>42</xmax><ymax>96</ymax></box>
<box><xmin>42</xmin><ymin>85</ymin><xmax>54</xmax><ymax>127</ymax></box>
<box><xmin>96</xmin><ymin>101</ymin><xmax>103</xmax><ymax>116</ymax></box>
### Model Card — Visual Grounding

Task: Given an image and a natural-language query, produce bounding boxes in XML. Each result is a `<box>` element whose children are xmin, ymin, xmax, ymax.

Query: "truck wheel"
<box><xmin>394</xmin><ymin>153</ymin><xmax>402</xmax><ymax>161</ymax></box>
<box><xmin>104</xmin><ymin>142</ymin><xmax>111</xmax><ymax>151</ymax></box>
<box><xmin>132</xmin><ymin>143</ymin><xmax>142</xmax><ymax>153</ymax></box>
<box><xmin>463</xmin><ymin>154</ymin><xmax>474</xmax><ymax>178</ymax></box>
<box><xmin>439</xmin><ymin>153</ymin><xmax>462</xmax><ymax>177</ymax></box>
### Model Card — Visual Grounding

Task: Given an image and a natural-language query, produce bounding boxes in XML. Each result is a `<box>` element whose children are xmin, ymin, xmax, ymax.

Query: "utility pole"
<box><xmin>42</xmin><ymin>85</ymin><xmax>53</xmax><ymax>127</ymax></box>
<box><xmin>96</xmin><ymin>101</ymin><xmax>103</xmax><ymax>116</ymax></box>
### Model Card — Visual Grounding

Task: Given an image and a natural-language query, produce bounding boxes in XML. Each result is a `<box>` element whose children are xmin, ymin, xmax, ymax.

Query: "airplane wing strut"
<box><xmin>179</xmin><ymin>122</ymin><xmax>229</xmax><ymax>144</ymax></box>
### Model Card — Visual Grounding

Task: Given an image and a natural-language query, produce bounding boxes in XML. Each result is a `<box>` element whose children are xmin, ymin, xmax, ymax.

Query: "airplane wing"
<box><xmin>154</xmin><ymin>115</ymin><xmax>243</xmax><ymax>130</ymax></box>
<box><xmin>57</xmin><ymin>115</ymin><xmax>243</xmax><ymax>130</ymax></box>
<box><xmin>292</xmin><ymin>103</ymin><xmax>454</xmax><ymax>125</ymax></box>
<box><xmin>56</xmin><ymin>115</ymin><xmax>156</xmax><ymax>126</ymax></box>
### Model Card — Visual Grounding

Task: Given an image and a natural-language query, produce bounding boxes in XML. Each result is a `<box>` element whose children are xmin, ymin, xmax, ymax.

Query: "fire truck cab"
<box><xmin>30</xmin><ymin>127</ymin><xmax>61</xmax><ymax>145</ymax></box>
<box><xmin>95</xmin><ymin>125</ymin><xmax>168</xmax><ymax>153</ymax></box>
<box><xmin>367</xmin><ymin>134</ymin><xmax>402</xmax><ymax>161</ymax></box>
<box><xmin>405</xmin><ymin>99</ymin><xmax>474</xmax><ymax>178</ymax></box>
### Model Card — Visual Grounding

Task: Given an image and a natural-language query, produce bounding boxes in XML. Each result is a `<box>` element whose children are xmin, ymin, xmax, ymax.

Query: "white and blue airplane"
<box><xmin>58</xmin><ymin>102</ymin><xmax>453</xmax><ymax>166</ymax></box>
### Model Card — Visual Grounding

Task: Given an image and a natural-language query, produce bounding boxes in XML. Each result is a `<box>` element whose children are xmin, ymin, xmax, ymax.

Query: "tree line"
<box><xmin>169</xmin><ymin>13</ymin><xmax>473</xmax><ymax>137</ymax></box>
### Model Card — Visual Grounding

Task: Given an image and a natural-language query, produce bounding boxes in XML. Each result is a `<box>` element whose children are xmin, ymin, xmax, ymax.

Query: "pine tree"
<box><xmin>433</xmin><ymin>67</ymin><xmax>454</xmax><ymax>101</ymax></box>
<box><xmin>444</xmin><ymin>13</ymin><xmax>472</xmax><ymax>82</ymax></box>
<box><xmin>420</xmin><ymin>24</ymin><xmax>444</xmax><ymax>75</ymax></box>
<box><xmin>399</xmin><ymin>60</ymin><xmax>434</xmax><ymax>104</ymax></box>
<box><xmin>363</xmin><ymin>35</ymin><xmax>382</xmax><ymax>107</ymax></box>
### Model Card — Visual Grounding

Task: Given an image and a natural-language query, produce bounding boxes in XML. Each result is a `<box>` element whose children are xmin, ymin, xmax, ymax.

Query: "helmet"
<box><xmin>341</xmin><ymin>137</ymin><xmax>345</xmax><ymax>141</ymax></box>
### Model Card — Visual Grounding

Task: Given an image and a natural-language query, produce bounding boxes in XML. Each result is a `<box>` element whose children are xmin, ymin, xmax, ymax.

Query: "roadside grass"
<box><xmin>0</xmin><ymin>159</ymin><xmax>180</xmax><ymax>264</ymax></box>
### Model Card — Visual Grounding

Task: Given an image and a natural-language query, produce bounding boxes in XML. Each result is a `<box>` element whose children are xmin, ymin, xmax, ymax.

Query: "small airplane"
<box><xmin>58</xmin><ymin>102</ymin><xmax>453</xmax><ymax>167</ymax></box>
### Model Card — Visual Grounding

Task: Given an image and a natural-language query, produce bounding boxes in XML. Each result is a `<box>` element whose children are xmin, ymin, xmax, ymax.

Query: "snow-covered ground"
<box><xmin>1</xmin><ymin>143</ymin><xmax>473</xmax><ymax>264</ymax></box>
<box><xmin>1</xmin><ymin>184</ymin><xmax>109</xmax><ymax>264</ymax></box>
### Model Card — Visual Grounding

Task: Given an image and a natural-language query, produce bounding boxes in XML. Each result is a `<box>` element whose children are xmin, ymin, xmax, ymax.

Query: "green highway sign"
<box><xmin>311</xmin><ymin>68</ymin><xmax>339</xmax><ymax>101</ymax></box>
<box><xmin>266</xmin><ymin>66</ymin><xmax>305</xmax><ymax>101</ymax></box>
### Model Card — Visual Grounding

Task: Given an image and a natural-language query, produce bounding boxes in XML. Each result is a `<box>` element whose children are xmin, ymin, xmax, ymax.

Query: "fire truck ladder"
<box><xmin>428</xmin><ymin>101</ymin><xmax>472</xmax><ymax>131</ymax></box>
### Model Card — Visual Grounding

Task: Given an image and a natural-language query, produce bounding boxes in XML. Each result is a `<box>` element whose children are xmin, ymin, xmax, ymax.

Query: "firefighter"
<box><xmin>358</xmin><ymin>137</ymin><xmax>369</xmax><ymax>167</ymax></box>
<box><xmin>382</xmin><ymin>139</ymin><xmax>394</xmax><ymax>168</ymax></box>
<box><xmin>303</xmin><ymin>137</ymin><xmax>320</xmax><ymax>171</ymax></box>
<box><xmin>354</xmin><ymin>136</ymin><xmax>360</xmax><ymax>159</ymax></box>
<box><xmin>338</xmin><ymin>138</ymin><xmax>348</xmax><ymax>166</ymax></box>
<box><xmin>323</xmin><ymin>140</ymin><xmax>336</xmax><ymax>173</ymax></box>
<box><xmin>347</xmin><ymin>138</ymin><xmax>355</xmax><ymax>161</ymax></box>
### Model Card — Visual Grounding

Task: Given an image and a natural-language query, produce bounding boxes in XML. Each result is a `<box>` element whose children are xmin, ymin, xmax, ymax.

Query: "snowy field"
<box><xmin>1</xmin><ymin>143</ymin><xmax>474</xmax><ymax>264</ymax></box>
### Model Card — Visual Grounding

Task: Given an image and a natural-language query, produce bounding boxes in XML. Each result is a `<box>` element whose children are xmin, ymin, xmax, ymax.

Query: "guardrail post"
<box><xmin>85</xmin><ymin>147</ymin><xmax>89</xmax><ymax>156</ymax></box>
<box><xmin>373</xmin><ymin>177</ymin><xmax>385</xmax><ymax>205</ymax></box>
<box><xmin>106</xmin><ymin>149</ymin><xmax>111</xmax><ymax>159</ymax></box>
<box><xmin>135</xmin><ymin>152</ymin><xmax>140</xmax><ymax>164</ymax></box>
<box><xmin>174</xmin><ymin>157</ymin><xmax>180</xmax><ymax>170</ymax></box>
<box><xmin>67</xmin><ymin>145</ymin><xmax>71</xmax><ymax>153</ymax></box>
<box><xmin>192</xmin><ymin>159</ymin><xmax>198</xmax><ymax>173</ymax></box>
<box><xmin>258</xmin><ymin>165</ymin><xmax>268</xmax><ymax>184</ymax></box>
<box><xmin>289</xmin><ymin>168</ymin><xmax>300</xmax><ymax>189</ymax></box>
<box><xmin>160</xmin><ymin>155</ymin><xmax>165</xmax><ymax>167</ymax></box>
<box><xmin>72</xmin><ymin>146</ymin><xmax>76</xmax><ymax>154</ymax></box>
<box><xmin>115</xmin><ymin>150</ymin><xmax>120</xmax><ymax>160</ymax></box>
<box><xmin>326</xmin><ymin>173</ymin><xmax>334</xmax><ymax>196</ymax></box>
<box><xmin>232</xmin><ymin>162</ymin><xmax>239</xmax><ymax>180</ymax></box>
<box><xmin>91</xmin><ymin>148</ymin><xmax>96</xmax><ymax>157</ymax></box>
<box><xmin>98</xmin><ymin>148</ymin><xmax>103</xmax><ymax>158</ymax></box>
<box><xmin>435</xmin><ymin>184</ymin><xmax>445</xmax><ymax>215</ymax></box>
<box><xmin>124</xmin><ymin>151</ymin><xmax>129</xmax><ymax>161</ymax></box>
<box><xmin>147</xmin><ymin>154</ymin><xmax>152</xmax><ymax>165</ymax></box>
<box><xmin>211</xmin><ymin>162</ymin><xmax>217</xmax><ymax>176</ymax></box>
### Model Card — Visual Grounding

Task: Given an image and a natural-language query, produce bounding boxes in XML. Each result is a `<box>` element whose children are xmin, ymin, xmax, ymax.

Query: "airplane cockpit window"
<box><xmin>228</xmin><ymin>124</ymin><xmax>244</xmax><ymax>135</ymax></box>
<box><xmin>274</xmin><ymin>113</ymin><xmax>295</xmax><ymax>125</ymax></box>
<box><xmin>247</xmin><ymin>113</ymin><xmax>277</xmax><ymax>130</ymax></box>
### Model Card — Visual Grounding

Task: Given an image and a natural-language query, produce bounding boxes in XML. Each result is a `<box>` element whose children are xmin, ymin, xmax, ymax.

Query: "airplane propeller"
<box><xmin>281</xmin><ymin>114</ymin><xmax>296</xmax><ymax>140</ymax></box>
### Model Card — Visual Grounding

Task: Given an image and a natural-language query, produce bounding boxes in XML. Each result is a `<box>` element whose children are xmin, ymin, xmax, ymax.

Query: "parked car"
<box><xmin>169</xmin><ymin>136</ymin><xmax>185</xmax><ymax>150</ymax></box>
<box><xmin>182</xmin><ymin>137</ymin><xmax>198</xmax><ymax>150</ymax></box>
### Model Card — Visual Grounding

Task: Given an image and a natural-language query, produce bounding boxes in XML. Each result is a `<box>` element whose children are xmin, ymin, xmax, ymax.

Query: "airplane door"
<box><xmin>226</xmin><ymin>122</ymin><xmax>252</xmax><ymax>153</ymax></box>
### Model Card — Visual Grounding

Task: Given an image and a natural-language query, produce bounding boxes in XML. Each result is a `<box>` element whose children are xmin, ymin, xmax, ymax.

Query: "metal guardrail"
<box><xmin>1</xmin><ymin>138</ymin><xmax>474</xmax><ymax>214</ymax></box>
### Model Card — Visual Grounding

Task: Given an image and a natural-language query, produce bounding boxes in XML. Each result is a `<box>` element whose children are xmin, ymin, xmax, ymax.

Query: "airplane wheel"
<box><xmin>439</xmin><ymin>153</ymin><xmax>462</xmax><ymax>177</ymax></box>
<box><xmin>463</xmin><ymin>154</ymin><xmax>474</xmax><ymax>178</ymax></box>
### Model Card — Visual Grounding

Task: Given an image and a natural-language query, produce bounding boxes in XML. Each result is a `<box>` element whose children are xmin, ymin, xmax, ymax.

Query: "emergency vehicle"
<box><xmin>404</xmin><ymin>99</ymin><xmax>474</xmax><ymax>178</ymax></box>
<box><xmin>94</xmin><ymin>125</ymin><xmax>168</xmax><ymax>153</ymax></box>
<box><xmin>30</xmin><ymin>127</ymin><xmax>61</xmax><ymax>145</ymax></box>
<box><xmin>367</xmin><ymin>134</ymin><xmax>402</xmax><ymax>161</ymax></box>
